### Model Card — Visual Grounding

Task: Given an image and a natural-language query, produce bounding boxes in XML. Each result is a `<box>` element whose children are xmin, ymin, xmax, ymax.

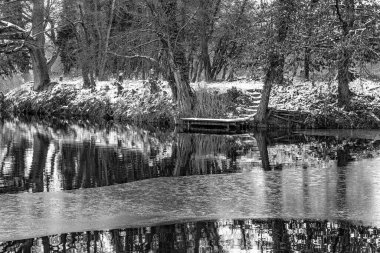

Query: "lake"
<box><xmin>1</xmin><ymin>118</ymin><xmax>380</xmax><ymax>252</ymax></box>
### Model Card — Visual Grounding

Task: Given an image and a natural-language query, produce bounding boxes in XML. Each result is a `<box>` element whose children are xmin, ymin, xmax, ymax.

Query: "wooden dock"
<box><xmin>178</xmin><ymin>117</ymin><xmax>254</xmax><ymax>133</ymax></box>
<box><xmin>177</xmin><ymin>89</ymin><xmax>266</xmax><ymax>133</ymax></box>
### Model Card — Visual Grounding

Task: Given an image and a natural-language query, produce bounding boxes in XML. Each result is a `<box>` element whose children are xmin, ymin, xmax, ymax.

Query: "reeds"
<box><xmin>192</xmin><ymin>87</ymin><xmax>229</xmax><ymax>118</ymax></box>
<box><xmin>4</xmin><ymin>83</ymin><xmax>176</xmax><ymax>125</ymax></box>
<box><xmin>0</xmin><ymin>75</ymin><xmax>24</xmax><ymax>93</ymax></box>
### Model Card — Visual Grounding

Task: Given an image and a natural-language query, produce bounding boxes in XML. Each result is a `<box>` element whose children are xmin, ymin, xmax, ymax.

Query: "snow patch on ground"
<box><xmin>191</xmin><ymin>80</ymin><xmax>263</xmax><ymax>92</ymax></box>
<box><xmin>9</xmin><ymin>77</ymin><xmax>263</xmax><ymax>97</ymax></box>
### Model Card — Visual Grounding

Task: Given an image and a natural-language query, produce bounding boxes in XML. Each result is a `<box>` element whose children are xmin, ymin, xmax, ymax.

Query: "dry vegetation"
<box><xmin>2</xmin><ymin>77</ymin><xmax>380</xmax><ymax>129</ymax></box>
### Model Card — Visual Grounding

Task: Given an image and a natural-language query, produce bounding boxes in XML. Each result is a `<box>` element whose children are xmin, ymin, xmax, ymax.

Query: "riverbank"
<box><xmin>269</xmin><ymin>79</ymin><xmax>380</xmax><ymax>129</ymax></box>
<box><xmin>3</xmin><ymin>117</ymin><xmax>380</xmax><ymax>242</ymax></box>
<box><xmin>1</xmin><ymin>78</ymin><xmax>261</xmax><ymax>126</ymax></box>
<box><xmin>2</xmin><ymin>79</ymin><xmax>176</xmax><ymax>125</ymax></box>
<box><xmin>2</xmin><ymin>77</ymin><xmax>380</xmax><ymax>129</ymax></box>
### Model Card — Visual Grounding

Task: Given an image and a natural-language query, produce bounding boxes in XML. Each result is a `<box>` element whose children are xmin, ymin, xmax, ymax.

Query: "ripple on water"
<box><xmin>2</xmin><ymin>120</ymin><xmax>380</xmax><ymax>242</ymax></box>
<box><xmin>0</xmin><ymin>163</ymin><xmax>379</xmax><ymax>241</ymax></box>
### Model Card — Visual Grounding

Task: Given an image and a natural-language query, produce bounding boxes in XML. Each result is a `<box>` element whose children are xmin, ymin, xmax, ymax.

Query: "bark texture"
<box><xmin>31</xmin><ymin>0</ymin><xmax>51</xmax><ymax>91</ymax></box>
<box><xmin>160</xmin><ymin>0</ymin><xmax>194</xmax><ymax>114</ymax></box>
<box><xmin>255</xmin><ymin>0</ymin><xmax>294</xmax><ymax>124</ymax></box>
<box><xmin>335</xmin><ymin>0</ymin><xmax>355</xmax><ymax>106</ymax></box>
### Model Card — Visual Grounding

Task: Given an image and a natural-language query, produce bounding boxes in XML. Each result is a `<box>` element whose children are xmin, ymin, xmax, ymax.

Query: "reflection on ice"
<box><xmin>2</xmin><ymin>219</ymin><xmax>380</xmax><ymax>252</ymax></box>
<box><xmin>1</xmin><ymin>157</ymin><xmax>380</xmax><ymax>242</ymax></box>
<box><xmin>2</xmin><ymin>119</ymin><xmax>380</xmax><ymax>243</ymax></box>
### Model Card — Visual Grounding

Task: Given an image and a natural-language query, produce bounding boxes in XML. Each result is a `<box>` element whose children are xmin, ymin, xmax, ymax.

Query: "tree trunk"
<box><xmin>255</xmin><ymin>52</ymin><xmax>284</xmax><ymax>123</ymax></box>
<box><xmin>31</xmin><ymin>0</ymin><xmax>51</xmax><ymax>91</ymax></box>
<box><xmin>337</xmin><ymin>48</ymin><xmax>352</xmax><ymax>106</ymax></box>
<box><xmin>168</xmin><ymin>70</ymin><xmax>178</xmax><ymax>101</ymax></box>
<box><xmin>173</xmin><ymin>134</ymin><xmax>193</xmax><ymax>176</ymax></box>
<box><xmin>42</xmin><ymin>236</ymin><xmax>50</xmax><ymax>253</ymax></box>
<box><xmin>211</xmin><ymin>38</ymin><xmax>229</xmax><ymax>80</ymax></box>
<box><xmin>199</xmin><ymin>0</ymin><xmax>215</xmax><ymax>82</ymax></box>
<box><xmin>160</xmin><ymin>0</ymin><xmax>194</xmax><ymax>114</ymax></box>
<box><xmin>255</xmin><ymin>131</ymin><xmax>270</xmax><ymax>170</ymax></box>
<box><xmin>3</xmin><ymin>0</ymin><xmax>30</xmax><ymax>75</ymax></box>
<box><xmin>81</xmin><ymin>47</ymin><xmax>96</xmax><ymax>89</ymax></box>
<box><xmin>210</xmin><ymin>1</ymin><xmax>247</xmax><ymax>80</ymax></box>
<box><xmin>201</xmin><ymin>37</ymin><xmax>212</xmax><ymax>82</ymax></box>
<box><xmin>335</xmin><ymin>0</ymin><xmax>354</xmax><ymax>106</ymax></box>
<box><xmin>255</xmin><ymin>0</ymin><xmax>293</xmax><ymax>124</ymax></box>
<box><xmin>272</xmin><ymin>219</ymin><xmax>290</xmax><ymax>252</ymax></box>
<box><xmin>191</xmin><ymin>59</ymin><xmax>198</xmax><ymax>83</ymax></box>
<box><xmin>255</xmin><ymin>71</ymin><xmax>272</xmax><ymax>123</ymax></box>
<box><xmin>196</xmin><ymin>61</ymin><xmax>203</xmax><ymax>82</ymax></box>
<box><xmin>79</xmin><ymin>2</ymin><xmax>96</xmax><ymax>89</ymax></box>
<box><xmin>221</xmin><ymin>64</ymin><xmax>228</xmax><ymax>80</ymax></box>
<box><xmin>304</xmin><ymin>47</ymin><xmax>310</xmax><ymax>80</ymax></box>
<box><xmin>226</xmin><ymin>67</ymin><xmax>234</xmax><ymax>81</ymax></box>
<box><xmin>98</xmin><ymin>0</ymin><xmax>116</xmax><ymax>81</ymax></box>
<box><xmin>30</xmin><ymin>134</ymin><xmax>50</xmax><ymax>192</ymax></box>
<box><xmin>304</xmin><ymin>0</ymin><xmax>319</xmax><ymax>81</ymax></box>
<box><xmin>189</xmin><ymin>55</ymin><xmax>194</xmax><ymax>81</ymax></box>
<box><xmin>82</xmin><ymin>60</ymin><xmax>95</xmax><ymax>89</ymax></box>
<box><xmin>169</xmin><ymin>51</ymin><xmax>194</xmax><ymax>113</ymax></box>
<box><xmin>30</xmin><ymin>48</ymin><xmax>51</xmax><ymax>91</ymax></box>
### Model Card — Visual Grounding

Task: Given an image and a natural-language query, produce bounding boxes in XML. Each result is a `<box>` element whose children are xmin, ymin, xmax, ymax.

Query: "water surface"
<box><xmin>2</xmin><ymin>219</ymin><xmax>380</xmax><ymax>253</ymax></box>
<box><xmin>1</xmin><ymin>119</ymin><xmax>380</xmax><ymax>251</ymax></box>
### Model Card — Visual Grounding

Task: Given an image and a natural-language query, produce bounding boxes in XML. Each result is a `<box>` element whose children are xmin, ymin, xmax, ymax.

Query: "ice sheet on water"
<box><xmin>1</xmin><ymin>159</ymin><xmax>380</xmax><ymax>242</ymax></box>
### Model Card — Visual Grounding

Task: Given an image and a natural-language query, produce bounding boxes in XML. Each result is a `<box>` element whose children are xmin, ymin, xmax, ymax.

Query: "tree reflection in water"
<box><xmin>2</xmin><ymin>121</ymin><xmax>380</xmax><ymax>252</ymax></box>
<box><xmin>1</xmin><ymin>219</ymin><xmax>379</xmax><ymax>253</ymax></box>
<box><xmin>0</xmin><ymin>122</ymin><xmax>251</xmax><ymax>193</ymax></box>
<box><xmin>173</xmin><ymin>133</ymin><xmax>241</xmax><ymax>176</ymax></box>
<box><xmin>1</xmin><ymin>120</ymin><xmax>380</xmax><ymax>194</ymax></box>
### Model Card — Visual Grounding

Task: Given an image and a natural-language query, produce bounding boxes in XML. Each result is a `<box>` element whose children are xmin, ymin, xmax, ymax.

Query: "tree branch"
<box><xmin>124</xmin><ymin>39</ymin><xmax>161</xmax><ymax>52</ymax></box>
<box><xmin>335</xmin><ymin>0</ymin><xmax>345</xmax><ymax>25</ymax></box>
<box><xmin>0</xmin><ymin>41</ymin><xmax>27</xmax><ymax>53</ymax></box>
<box><xmin>0</xmin><ymin>0</ymin><xmax>23</xmax><ymax>6</ymax></box>
<box><xmin>0</xmin><ymin>20</ymin><xmax>27</xmax><ymax>34</ymax></box>
<box><xmin>47</xmin><ymin>49</ymin><xmax>60</xmax><ymax>69</ymax></box>
<box><xmin>107</xmin><ymin>51</ymin><xmax>158</xmax><ymax>64</ymax></box>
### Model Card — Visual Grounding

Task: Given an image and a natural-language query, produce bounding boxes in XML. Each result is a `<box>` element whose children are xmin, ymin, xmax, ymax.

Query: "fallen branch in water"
<box><xmin>368</xmin><ymin>111</ymin><xmax>380</xmax><ymax>123</ymax></box>
<box><xmin>271</xmin><ymin>113</ymin><xmax>305</xmax><ymax>125</ymax></box>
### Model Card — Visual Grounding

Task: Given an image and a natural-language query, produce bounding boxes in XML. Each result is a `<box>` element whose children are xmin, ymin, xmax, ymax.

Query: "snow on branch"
<box><xmin>0</xmin><ymin>20</ymin><xmax>27</xmax><ymax>34</ymax></box>
<box><xmin>108</xmin><ymin>51</ymin><xmax>158</xmax><ymax>64</ymax></box>
<box><xmin>0</xmin><ymin>20</ymin><xmax>32</xmax><ymax>52</ymax></box>
<box><xmin>0</xmin><ymin>41</ymin><xmax>26</xmax><ymax>53</ymax></box>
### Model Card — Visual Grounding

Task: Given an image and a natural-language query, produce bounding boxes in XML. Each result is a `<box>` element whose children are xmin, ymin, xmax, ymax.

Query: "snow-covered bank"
<box><xmin>3</xmin><ymin>79</ymin><xmax>176</xmax><ymax>125</ymax></box>
<box><xmin>191</xmin><ymin>79</ymin><xmax>263</xmax><ymax>92</ymax></box>
<box><xmin>2</xmin><ymin>78</ymin><xmax>258</xmax><ymax>124</ymax></box>
<box><xmin>270</xmin><ymin>79</ymin><xmax>380</xmax><ymax>128</ymax></box>
<box><xmin>3</xmin><ymin>77</ymin><xmax>380</xmax><ymax>129</ymax></box>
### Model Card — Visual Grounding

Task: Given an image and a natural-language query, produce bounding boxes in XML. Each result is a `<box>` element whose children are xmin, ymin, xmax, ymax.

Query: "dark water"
<box><xmin>1</xmin><ymin>119</ymin><xmax>380</xmax><ymax>252</ymax></box>
<box><xmin>2</xmin><ymin>219</ymin><xmax>380</xmax><ymax>253</ymax></box>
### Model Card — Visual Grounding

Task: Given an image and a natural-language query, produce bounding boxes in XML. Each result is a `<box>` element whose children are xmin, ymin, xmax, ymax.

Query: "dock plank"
<box><xmin>179</xmin><ymin>115</ymin><xmax>255</xmax><ymax>134</ymax></box>
<box><xmin>181</xmin><ymin>117</ymin><xmax>249</xmax><ymax>123</ymax></box>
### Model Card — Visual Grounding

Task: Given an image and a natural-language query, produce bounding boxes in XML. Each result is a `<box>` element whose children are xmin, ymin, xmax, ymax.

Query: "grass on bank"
<box><xmin>3</xmin><ymin>80</ymin><xmax>175</xmax><ymax>125</ymax></box>
<box><xmin>2</xmin><ymin>78</ymin><xmax>249</xmax><ymax>124</ymax></box>
<box><xmin>270</xmin><ymin>79</ymin><xmax>380</xmax><ymax>128</ymax></box>
<box><xmin>3</xmin><ymin>76</ymin><xmax>380</xmax><ymax>129</ymax></box>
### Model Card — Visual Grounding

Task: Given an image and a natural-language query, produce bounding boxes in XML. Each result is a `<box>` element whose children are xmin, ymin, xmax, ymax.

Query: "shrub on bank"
<box><xmin>271</xmin><ymin>80</ymin><xmax>380</xmax><ymax>129</ymax></box>
<box><xmin>192</xmin><ymin>87</ymin><xmax>229</xmax><ymax>118</ymax></box>
<box><xmin>4</xmin><ymin>82</ymin><xmax>176</xmax><ymax>125</ymax></box>
<box><xmin>191</xmin><ymin>86</ymin><xmax>250</xmax><ymax>118</ymax></box>
<box><xmin>4</xmin><ymin>79</ymin><xmax>380</xmax><ymax>129</ymax></box>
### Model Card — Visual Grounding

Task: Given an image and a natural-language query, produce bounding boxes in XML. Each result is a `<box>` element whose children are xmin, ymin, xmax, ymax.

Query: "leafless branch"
<box><xmin>335</xmin><ymin>0</ymin><xmax>345</xmax><ymax>25</ymax></box>
<box><xmin>108</xmin><ymin>51</ymin><xmax>158</xmax><ymax>64</ymax></box>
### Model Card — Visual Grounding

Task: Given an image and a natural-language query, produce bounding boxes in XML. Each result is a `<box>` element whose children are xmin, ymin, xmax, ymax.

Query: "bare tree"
<box><xmin>255</xmin><ymin>0</ymin><xmax>295</xmax><ymax>124</ymax></box>
<box><xmin>30</xmin><ymin>0</ymin><xmax>50</xmax><ymax>90</ymax></box>
<box><xmin>0</xmin><ymin>0</ymin><xmax>62</xmax><ymax>90</ymax></box>
<box><xmin>335</xmin><ymin>0</ymin><xmax>355</xmax><ymax>106</ymax></box>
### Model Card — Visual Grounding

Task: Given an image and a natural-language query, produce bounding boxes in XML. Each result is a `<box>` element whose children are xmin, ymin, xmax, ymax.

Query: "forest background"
<box><xmin>1</xmin><ymin>0</ymin><xmax>380</xmax><ymax>128</ymax></box>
